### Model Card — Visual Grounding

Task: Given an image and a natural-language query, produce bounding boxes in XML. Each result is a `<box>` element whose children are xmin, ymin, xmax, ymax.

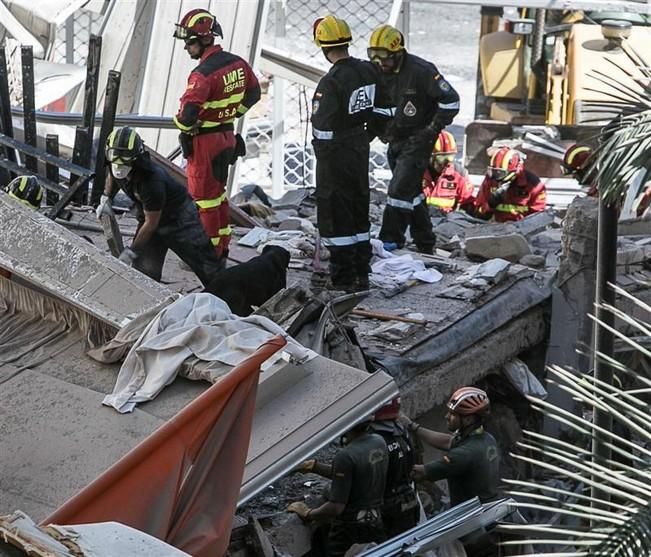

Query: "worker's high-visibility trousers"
<box><xmin>186</xmin><ymin>131</ymin><xmax>236</xmax><ymax>258</ymax></box>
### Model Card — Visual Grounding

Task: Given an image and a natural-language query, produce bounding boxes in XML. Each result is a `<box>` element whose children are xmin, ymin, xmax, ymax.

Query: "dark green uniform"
<box><xmin>327</xmin><ymin>432</ymin><xmax>388</xmax><ymax>557</ymax></box>
<box><xmin>424</xmin><ymin>427</ymin><xmax>499</xmax><ymax>506</ymax></box>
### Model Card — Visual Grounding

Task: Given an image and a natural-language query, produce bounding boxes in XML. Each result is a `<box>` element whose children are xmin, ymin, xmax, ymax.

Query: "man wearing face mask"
<box><xmin>96</xmin><ymin>127</ymin><xmax>222</xmax><ymax>286</ymax></box>
<box><xmin>310</xmin><ymin>15</ymin><xmax>385</xmax><ymax>292</ymax></box>
<box><xmin>173</xmin><ymin>9</ymin><xmax>261</xmax><ymax>262</ymax></box>
<box><xmin>368</xmin><ymin>24</ymin><xmax>460</xmax><ymax>254</ymax></box>
<box><xmin>422</xmin><ymin>130</ymin><xmax>475</xmax><ymax>215</ymax></box>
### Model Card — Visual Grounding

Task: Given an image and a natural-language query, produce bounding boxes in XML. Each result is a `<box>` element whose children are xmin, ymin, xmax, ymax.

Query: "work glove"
<box><xmin>488</xmin><ymin>182</ymin><xmax>510</xmax><ymax>208</ymax></box>
<box><xmin>411</xmin><ymin>464</ymin><xmax>427</xmax><ymax>482</ymax></box>
<box><xmin>229</xmin><ymin>133</ymin><xmax>246</xmax><ymax>164</ymax></box>
<box><xmin>95</xmin><ymin>194</ymin><xmax>112</xmax><ymax>219</ymax></box>
<box><xmin>295</xmin><ymin>459</ymin><xmax>317</xmax><ymax>474</ymax></box>
<box><xmin>118</xmin><ymin>247</ymin><xmax>138</xmax><ymax>266</ymax></box>
<box><xmin>287</xmin><ymin>501</ymin><xmax>311</xmax><ymax>521</ymax></box>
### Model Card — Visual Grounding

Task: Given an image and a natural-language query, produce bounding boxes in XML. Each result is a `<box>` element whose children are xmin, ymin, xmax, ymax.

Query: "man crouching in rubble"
<box><xmin>474</xmin><ymin>147</ymin><xmax>546</xmax><ymax>222</ymax></box>
<box><xmin>405</xmin><ymin>387</ymin><xmax>499</xmax><ymax>556</ymax></box>
<box><xmin>96</xmin><ymin>126</ymin><xmax>223</xmax><ymax>286</ymax></box>
<box><xmin>288</xmin><ymin>418</ymin><xmax>388</xmax><ymax>557</ymax></box>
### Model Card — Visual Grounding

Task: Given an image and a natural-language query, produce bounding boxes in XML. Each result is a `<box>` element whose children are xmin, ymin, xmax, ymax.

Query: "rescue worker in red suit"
<box><xmin>474</xmin><ymin>147</ymin><xmax>546</xmax><ymax>222</ymax></box>
<box><xmin>422</xmin><ymin>130</ymin><xmax>474</xmax><ymax>214</ymax></box>
<box><xmin>173</xmin><ymin>9</ymin><xmax>261</xmax><ymax>262</ymax></box>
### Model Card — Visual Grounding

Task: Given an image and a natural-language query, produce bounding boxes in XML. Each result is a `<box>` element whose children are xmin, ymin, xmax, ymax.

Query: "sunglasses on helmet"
<box><xmin>106</xmin><ymin>148</ymin><xmax>138</xmax><ymax>165</ymax></box>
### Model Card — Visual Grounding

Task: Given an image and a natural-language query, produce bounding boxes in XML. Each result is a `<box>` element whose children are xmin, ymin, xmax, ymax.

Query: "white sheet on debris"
<box><xmin>369</xmin><ymin>239</ymin><xmax>443</xmax><ymax>288</ymax></box>
<box><xmin>102</xmin><ymin>293</ymin><xmax>316</xmax><ymax>413</ymax></box>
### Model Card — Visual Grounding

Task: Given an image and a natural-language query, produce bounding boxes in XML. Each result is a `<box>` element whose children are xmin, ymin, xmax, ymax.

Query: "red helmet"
<box><xmin>432</xmin><ymin>131</ymin><xmax>457</xmax><ymax>156</ymax></box>
<box><xmin>487</xmin><ymin>147</ymin><xmax>524</xmax><ymax>182</ymax></box>
<box><xmin>447</xmin><ymin>387</ymin><xmax>489</xmax><ymax>416</ymax></box>
<box><xmin>374</xmin><ymin>397</ymin><xmax>401</xmax><ymax>421</ymax></box>
<box><xmin>562</xmin><ymin>144</ymin><xmax>592</xmax><ymax>174</ymax></box>
<box><xmin>174</xmin><ymin>9</ymin><xmax>223</xmax><ymax>41</ymax></box>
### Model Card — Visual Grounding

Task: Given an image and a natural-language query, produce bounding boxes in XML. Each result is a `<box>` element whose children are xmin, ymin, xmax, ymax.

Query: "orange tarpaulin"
<box><xmin>44</xmin><ymin>336</ymin><xmax>287</xmax><ymax>557</ymax></box>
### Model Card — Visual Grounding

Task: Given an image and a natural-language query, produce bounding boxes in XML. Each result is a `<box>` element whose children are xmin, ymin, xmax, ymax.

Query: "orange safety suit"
<box><xmin>474</xmin><ymin>170</ymin><xmax>546</xmax><ymax>222</ymax></box>
<box><xmin>422</xmin><ymin>163</ymin><xmax>474</xmax><ymax>213</ymax></box>
<box><xmin>175</xmin><ymin>44</ymin><xmax>260</xmax><ymax>257</ymax></box>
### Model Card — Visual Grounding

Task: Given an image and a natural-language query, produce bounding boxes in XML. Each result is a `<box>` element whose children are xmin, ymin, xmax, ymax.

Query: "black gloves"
<box><xmin>488</xmin><ymin>183</ymin><xmax>510</xmax><ymax>208</ymax></box>
<box><xmin>230</xmin><ymin>133</ymin><xmax>246</xmax><ymax>165</ymax></box>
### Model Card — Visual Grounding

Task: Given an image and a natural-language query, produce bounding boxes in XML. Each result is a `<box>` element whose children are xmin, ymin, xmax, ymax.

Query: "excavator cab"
<box><xmin>465</xmin><ymin>4</ymin><xmax>651</xmax><ymax>177</ymax></box>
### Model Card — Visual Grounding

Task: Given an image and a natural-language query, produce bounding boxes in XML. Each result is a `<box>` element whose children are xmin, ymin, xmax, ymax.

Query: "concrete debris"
<box><xmin>367</xmin><ymin>313</ymin><xmax>425</xmax><ymax>341</ymax></box>
<box><xmin>512</xmin><ymin>209</ymin><xmax>555</xmax><ymax>237</ymax></box>
<box><xmin>0</xmin><ymin>511</ymin><xmax>191</xmax><ymax>557</ymax></box>
<box><xmin>457</xmin><ymin>258</ymin><xmax>511</xmax><ymax>287</ymax></box>
<box><xmin>519</xmin><ymin>254</ymin><xmax>546</xmax><ymax>269</ymax></box>
<box><xmin>502</xmin><ymin>358</ymin><xmax>547</xmax><ymax>399</ymax></box>
<box><xmin>464</xmin><ymin>223</ymin><xmax>531</xmax><ymax>262</ymax></box>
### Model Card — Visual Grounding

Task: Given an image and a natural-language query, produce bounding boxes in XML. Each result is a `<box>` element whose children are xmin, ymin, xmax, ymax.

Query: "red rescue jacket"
<box><xmin>422</xmin><ymin>163</ymin><xmax>475</xmax><ymax>213</ymax></box>
<box><xmin>174</xmin><ymin>45</ymin><xmax>261</xmax><ymax>133</ymax></box>
<box><xmin>474</xmin><ymin>170</ymin><xmax>546</xmax><ymax>222</ymax></box>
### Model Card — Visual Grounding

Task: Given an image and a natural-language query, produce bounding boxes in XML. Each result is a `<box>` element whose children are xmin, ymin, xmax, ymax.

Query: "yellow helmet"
<box><xmin>313</xmin><ymin>15</ymin><xmax>352</xmax><ymax>48</ymax></box>
<box><xmin>368</xmin><ymin>24</ymin><xmax>404</xmax><ymax>53</ymax></box>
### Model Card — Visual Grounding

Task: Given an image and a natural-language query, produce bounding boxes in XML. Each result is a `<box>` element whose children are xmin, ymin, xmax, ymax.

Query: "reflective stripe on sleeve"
<box><xmin>313</xmin><ymin>128</ymin><xmax>334</xmax><ymax>140</ymax></box>
<box><xmin>438</xmin><ymin>101</ymin><xmax>460</xmax><ymax>110</ymax></box>
<box><xmin>496</xmin><ymin>203</ymin><xmax>529</xmax><ymax>213</ymax></box>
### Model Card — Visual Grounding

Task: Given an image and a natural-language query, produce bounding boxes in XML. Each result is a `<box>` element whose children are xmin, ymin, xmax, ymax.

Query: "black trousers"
<box><xmin>134</xmin><ymin>197</ymin><xmax>223</xmax><ymax>287</ymax></box>
<box><xmin>382</xmin><ymin>490</ymin><xmax>420</xmax><ymax>539</ymax></box>
<box><xmin>314</xmin><ymin>136</ymin><xmax>371</xmax><ymax>287</ymax></box>
<box><xmin>379</xmin><ymin>133</ymin><xmax>436</xmax><ymax>250</ymax></box>
<box><xmin>327</xmin><ymin>516</ymin><xmax>385</xmax><ymax>557</ymax></box>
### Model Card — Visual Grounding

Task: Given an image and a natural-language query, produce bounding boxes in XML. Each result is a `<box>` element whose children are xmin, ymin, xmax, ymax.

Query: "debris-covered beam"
<box><xmin>0</xmin><ymin>134</ymin><xmax>93</xmax><ymax>177</ymax></box>
<box><xmin>91</xmin><ymin>70</ymin><xmax>120</xmax><ymax>206</ymax></box>
<box><xmin>0</xmin><ymin>47</ymin><xmax>16</xmax><ymax>184</ymax></box>
<box><xmin>45</xmin><ymin>135</ymin><xmax>60</xmax><ymax>205</ymax></box>
<box><xmin>20</xmin><ymin>46</ymin><xmax>38</xmax><ymax>173</ymax></box>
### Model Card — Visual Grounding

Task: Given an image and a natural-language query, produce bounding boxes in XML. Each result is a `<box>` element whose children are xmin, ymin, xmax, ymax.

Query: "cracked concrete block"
<box><xmin>512</xmin><ymin>210</ymin><xmax>555</xmax><ymax>237</ymax></box>
<box><xmin>465</xmin><ymin>223</ymin><xmax>530</xmax><ymax>262</ymax></box>
<box><xmin>0</xmin><ymin>196</ymin><xmax>174</xmax><ymax>329</ymax></box>
<box><xmin>519</xmin><ymin>254</ymin><xmax>546</xmax><ymax>269</ymax></box>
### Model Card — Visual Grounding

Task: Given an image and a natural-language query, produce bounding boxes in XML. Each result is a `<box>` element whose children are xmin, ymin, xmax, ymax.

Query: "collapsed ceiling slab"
<box><xmin>0</xmin><ymin>195</ymin><xmax>397</xmax><ymax>521</ymax></box>
<box><xmin>0</xmin><ymin>194</ymin><xmax>176</xmax><ymax>330</ymax></box>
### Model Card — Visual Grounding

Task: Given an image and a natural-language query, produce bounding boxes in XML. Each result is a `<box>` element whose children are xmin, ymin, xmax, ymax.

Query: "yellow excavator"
<box><xmin>463</xmin><ymin>1</ymin><xmax>651</xmax><ymax>177</ymax></box>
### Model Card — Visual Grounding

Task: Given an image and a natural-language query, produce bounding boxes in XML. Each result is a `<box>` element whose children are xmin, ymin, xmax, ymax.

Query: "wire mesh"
<box><xmin>238</xmin><ymin>0</ymin><xmax>395</xmax><ymax>198</ymax></box>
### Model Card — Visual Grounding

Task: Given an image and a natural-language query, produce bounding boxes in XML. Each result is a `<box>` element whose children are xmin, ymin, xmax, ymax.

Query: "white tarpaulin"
<box><xmin>102</xmin><ymin>293</ymin><xmax>315</xmax><ymax>413</ymax></box>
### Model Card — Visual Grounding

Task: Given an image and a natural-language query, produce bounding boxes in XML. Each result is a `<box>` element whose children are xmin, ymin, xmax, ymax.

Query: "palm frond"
<box><xmin>501</xmin><ymin>292</ymin><xmax>651</xmax><ymax>556</ymax></box>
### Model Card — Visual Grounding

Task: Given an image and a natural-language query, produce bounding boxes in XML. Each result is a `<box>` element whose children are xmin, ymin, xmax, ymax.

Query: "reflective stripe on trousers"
<box><xmin>321</xmin><ymin>231</ymin><xmax>370</xmax><ymax>247</ymax></box>
<box><xmin>387</xmin><ymin>192</ymin><xmax>425</xmax><ymax>211</ymax></box>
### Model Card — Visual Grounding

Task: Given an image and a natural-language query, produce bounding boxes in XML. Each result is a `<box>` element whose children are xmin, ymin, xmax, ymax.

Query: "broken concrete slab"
<box><xmin>519</xmin><ymin>254</ymin><xmax>546</xmax><ymax>269</ymax></box>
<box><xmin>512</xmin><ymin>210</ymin><xmax>555</xmax><ymax>237</ymax></box>
<box><xmin>0</xmin><ymin>369</ymin><xmax>165</xmax><ymax>520</ymax></box>
<box><xmin>465</xmin><ymin>223</ymin><xmax>531</xmax><ymax>262</ymax></box>
<box><xmin>0</xmin><ymin>196</ymin><xmax>175</xmax><ymax>330</ymax></box>
<box><xmin>618</xmin><ymin>216</ymin><xmax>651</xmax><ymax>237</ymax></box>
<box><xmin>458</xmin><ymin>258</ymin><xmax>511</xmax><ymax>286</ymax></box>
